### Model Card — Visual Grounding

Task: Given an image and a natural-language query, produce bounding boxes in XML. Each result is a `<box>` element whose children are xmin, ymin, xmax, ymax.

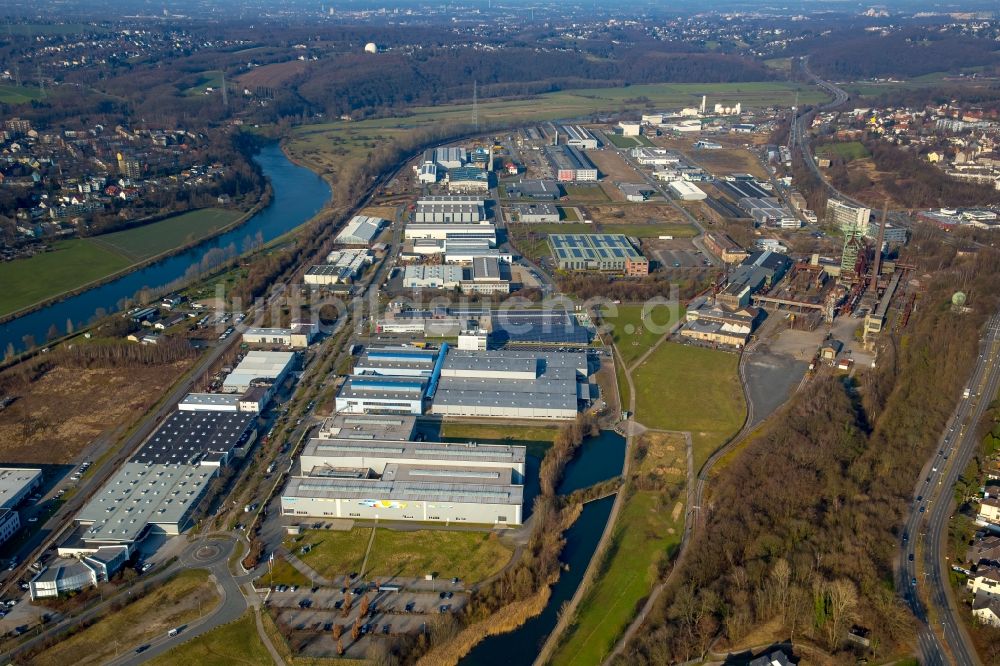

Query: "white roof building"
<box><xmin>403</xmin><ymin>264</ymin><xmax>464</xmax><ymax>290</ymax></box>
<box><xmin>335</xmin><ymin>215</ymin><xmax>386</xmax><ymax>245</ymax></box>
<box><xmin>75</xmin><ymin>462</ymin><xmax>216</xmax><ymax>545</ymax></box>
<box><xmin>0</xmin><ymin>468</ymin><xmax>42</xmax><ymax>509</ymax></box>
<box><xmin>222</xmin><ymin>351</ymin><xmax>296</xmax><ymax>393</ymax></box>
<box><xmin>668</xmin><ymin>180</ymin><xmax>707</xmax><ymax>201</ymax></box>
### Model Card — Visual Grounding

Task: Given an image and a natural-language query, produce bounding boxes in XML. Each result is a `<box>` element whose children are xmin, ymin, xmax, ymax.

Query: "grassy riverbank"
<box><xmin>0</xmin><ymin>207</ymin><xmax>242</xmax><ymax>318</ymax></box>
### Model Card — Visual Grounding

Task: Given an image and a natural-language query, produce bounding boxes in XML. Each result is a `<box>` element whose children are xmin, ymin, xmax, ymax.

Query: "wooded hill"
<box><xmin>615</xmin><ymin>238</ymin><xmax>1000</xmax><ymax>663</ymax></box>
<box><xmin>798</xmin><ymin>28</ymin><xmax>1000</xmax><ymax>80</ymax></box>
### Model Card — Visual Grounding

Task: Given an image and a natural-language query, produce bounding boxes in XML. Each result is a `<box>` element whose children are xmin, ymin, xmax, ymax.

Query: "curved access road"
<box><xmin>104</xmin><ymin>536</ymin><xmax>255</xmax><ymax>666</ymax></box>
<box><xmin>898</xmin><ymin>313</ymin><xmax>1000</xmax><ymax>666</ymax></box>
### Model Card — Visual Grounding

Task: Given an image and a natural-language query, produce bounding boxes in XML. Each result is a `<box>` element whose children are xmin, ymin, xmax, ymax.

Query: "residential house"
<box><xmin>967</xmin><ymin>535</ymin><xmax>1000</xmax><ymax>566</ymax></box>
<box><xmin>967</xmin><ymin>566</ymin><xmax>1000</xmax><ymax>598</ymax></box>
<box><xmin>977</xmin><ymin>496</ymin><xmax>1000</xmax><ymax>527</ymax></box>
<box><xmin>973</xmin><ymin>591</ymin><xmax>1000</xmax><ymax>628</ymax></box>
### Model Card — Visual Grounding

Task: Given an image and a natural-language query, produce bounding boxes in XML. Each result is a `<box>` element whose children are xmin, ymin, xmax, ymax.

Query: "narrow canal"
<box><xmin>460</xmin><ymin>431</ymin><xmax>625</xmax><ymax>665</ymax></box>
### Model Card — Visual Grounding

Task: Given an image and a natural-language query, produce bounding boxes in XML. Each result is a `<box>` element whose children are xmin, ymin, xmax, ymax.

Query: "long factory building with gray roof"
<box><xmin>333</xmin><ymin>344</ymin><xmax>592</xmax><ymax>419</ymax></box>
<box><xmin>282</xmin><ymin>414</ymin><xmax>526</xmax><ymax>526</ymax></box>
<box><xmin>431</xmin><ymin>348</ymin><xmax>589</xmax><ymax>419</ymax></box>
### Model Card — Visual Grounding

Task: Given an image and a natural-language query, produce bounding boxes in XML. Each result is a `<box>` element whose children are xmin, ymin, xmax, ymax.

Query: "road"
<box><xmin>790</xmin><ymin>59</ymin><xmax>975</xmax><ymax>250</ymax></box>
<box><xmin>898</xmin><ymin>313</ymin><xmax>1000</xmax><ymax>666</ymax></box>
<box><xmin>0</xmin><ymin>535</ymin><xmax>255</xmax><ymax>664</ymax></box>
<box><xmin>105</xmin><ymin>537</ymin><xmax>250</xmax><ymax>666</ymax></box>
<box><xmin>0</xmin><ymin>330</ymin><xmax>239</xmax><ymax>600</ymax></box>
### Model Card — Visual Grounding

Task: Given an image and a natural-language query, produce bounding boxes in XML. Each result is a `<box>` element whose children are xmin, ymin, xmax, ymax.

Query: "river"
<box><xmin>0</xmin><ymin>143</ymin><xmax>331</xmax><ymax>354</ymax></box>
<box><xmin>557</xmin><ymin>430</ymin><xmax>626</xmax><ymax>495</ymax></box>
<box><xmin>459</xmin><ymin>431</ymin><xmax>625</xmax><ymax>666</ymax></box>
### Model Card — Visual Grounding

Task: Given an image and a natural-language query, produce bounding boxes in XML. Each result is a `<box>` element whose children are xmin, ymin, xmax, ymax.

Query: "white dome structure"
<box><xmin>364</xmin><ymin>42</ymin><xmax>378</xmax><ymax>54</ymax></box>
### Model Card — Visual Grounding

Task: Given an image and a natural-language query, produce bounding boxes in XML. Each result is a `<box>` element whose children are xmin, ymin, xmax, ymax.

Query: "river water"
<box><xmin>557</xmin><ymin>430</ymin><xmax>626</xmax><ymax>495</ymax></box>
<box><xmin>460</xmin><ymin>431</ymin><xmax>626</xmax><ymax>666</ymax></box>
<box><xmin>0</xmin><ymin>143</ymin><xmax>331</xmax><ymax>353</ymax></box>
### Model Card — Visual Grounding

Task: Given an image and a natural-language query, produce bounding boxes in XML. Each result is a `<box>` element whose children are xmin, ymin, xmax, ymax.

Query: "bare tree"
<box><xmin>825</xmin><ymin>578</ymin><xmax>859</xmax><ymax>651</ymax></box>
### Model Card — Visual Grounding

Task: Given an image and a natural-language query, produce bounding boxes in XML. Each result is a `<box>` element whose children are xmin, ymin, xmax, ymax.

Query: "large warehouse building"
<box><xmin>242</xmin><ymin>323</ymin><xmax>317</xmax><ymax>348</ymax></box>
<box><xmin>562</xmin><ymin>125</ymin><xmax>599</xmax><ymax>150</ymax></box>
<box><xmin>545</xmin><ymin>145</ymin><xmax>598</xmax><ymax>182</ymax></box>
<box><xmin>548</xmin><ymin>233</ymin><xmax>647</xmax><ymax>273</ymax></box>
<box><xmin>0</xmin><ymin>468</ymin><xmax>42</xmax><ymax>547</ymax></box>
<box><xmin>334</xmin><ymin>344</ymin><xmax>592</xmax><ymax>419</ymax></box>
<box><xmin>414</xmin><ymin>202</ymin><xmax>487</xmax><ymax>224</ymax></box>
<box><xmin>403</xmin><ymin>265</ymin><xmax>464</xmax><ymax>290</ymax></box>
<box><xmin>222</xmin><ymin>351</ymin><xmax>296</xmax><ymax>393</ymax></box>
<box><xmin>133</xmin><ymin>409</ymin><xmax>256</xmax><ymax>467</ymax></box>
<box><xmin>74</xmin><ymin>462</ymin><xmax>217</xmax><ymax>547</ymax></box>
<box><xmin>335</xmin><ymin>376</ymin><xmax>428</xmax><ymax>415</ymax></box>
<box><xmin>404</xmin><ymin>224</ymin><xmax>497</xmax><ymax>245</ymax></box>
<box><xmin>335</xmin><ymin>215</ymin><xmax>386</xmax><ymax>245</ymax></box>
<box><xmin>281</xmin><ymin>414</ymin><xmax>525</xmax><ymax>526</ymax></box>
<box><xmin>431</xmin><ymin>349</ymin><xmax>589</xmax><ymax>419</ymax></box>
<box><xmin>354</xmin><ymin>347</ymin><xmax>440</xmax><ymax>377</ymax></box>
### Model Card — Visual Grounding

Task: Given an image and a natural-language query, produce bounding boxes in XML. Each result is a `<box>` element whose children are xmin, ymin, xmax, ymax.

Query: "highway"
<box><xmin>790</xmin><ymin>59</ymin><xmax>975</xmax><ymax>250</ymax></box>
<box><xmin>898</xmin><ymin>313</ymin><xmax>1000</xmax><ymax>666</ymax></box>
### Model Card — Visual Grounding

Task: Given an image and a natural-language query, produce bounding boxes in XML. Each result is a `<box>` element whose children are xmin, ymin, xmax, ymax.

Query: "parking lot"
<box><xmin>269</xmin><ymin>586</ymin><xmax>467</xmax><ymax>657</ymax></box>
<box><xmin>644</xmin><ymin>238</ymin><xmax>710</xmax><ymax>269</ymax></box>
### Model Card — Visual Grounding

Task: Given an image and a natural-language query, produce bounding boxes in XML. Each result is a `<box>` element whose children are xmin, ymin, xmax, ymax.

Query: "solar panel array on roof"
<box><xmin>133</xmin><ymin>410</ymin><xmax>255</xmax><ymax>466</ymax></box>
<box><xmin>548</xmin><ymin>234</ymin><xmax>644</xmax><ymax>271</ymax></box>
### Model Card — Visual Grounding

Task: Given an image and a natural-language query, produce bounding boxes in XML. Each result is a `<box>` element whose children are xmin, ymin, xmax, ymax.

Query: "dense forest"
<box><xmin>802</xmin><ymin>29</ymin><xmax>1000</xmax><ymax>80</ymax></box>
<box><xmin>615</xmin><ymin>237</ymin><xmax>1000</xmax><ymax>663</ymax></box>
<box><xmin>294</xmin><ymin>48</ymin><xmax>774</xmax><ymax>118</ymax></box>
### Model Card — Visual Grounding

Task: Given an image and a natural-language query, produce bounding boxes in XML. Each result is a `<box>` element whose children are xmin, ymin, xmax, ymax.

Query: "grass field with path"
<box><xmin>598</xmin><ymin>222</ymin><xmax>696</xmax><ymax>238</ymax></box>
<box><xmin>562</xmin><ymin>184</ymin><xmax>611</xmax><ymax>202</ymax></box>
<box><xmin>551</xmin><ymin>432</ymin><xmax>686</xmax><ymax>664</ymax></box>
<box><xmin>553</xmin><ymin>492</ymin><xmax>683</xmax><ymax>664</ymax></box>
<box><xmin>601</xmin><ymin>303</ymin><xmax>686</xmax><ymax>368</ymax></box>
<box><xmin>633</xmin><ymin>342</ymin><xmax>745</xmax><ymax>470</ymax></box>
<box><xmin>184</xmin><ymin>70</ymin><xmax>224</xmax><ymax>96</ymax></box>
<box><xmin>291</xmin><ymin>528</ymin><xmax>513</xmax><ymax>583</ymax></box>
<box><xmin>33</xmin><ymin>570</ymin><xmax>219</xmax><ymax>666</ymax></box>
<box><xmin>605</xmin><ymin>134</ymin><xmax>640</xmax><ymax>148</ymax></box>
<box><xmin>147</xmin><ymin>611</ymin><xmax>272</xmax><ymax>666</ymax></box>
<box><xmin>258</xmin><ymin>556</ymin><xmax>313</xmax><ymax>588</ymax></box>
<box><xmin>558</xmin><ymin>206</ymin><xmax>580</xmax><ymax>221</ymax></box>
<box><xmin>0</xmin><ymin>207</ymin><xmax>241</xmax><ymax>317</ymax></box>
<box><xmin>518</xmin><ymin>222</ymin><xmax>596</xmax><ymax>235</ymax></box>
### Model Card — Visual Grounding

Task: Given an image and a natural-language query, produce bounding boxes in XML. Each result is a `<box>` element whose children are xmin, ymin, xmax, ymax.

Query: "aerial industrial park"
<box><xmin>1</xmin><ymin>2</ymin><xmax>1000</xmax><ymax>665</ymax></box>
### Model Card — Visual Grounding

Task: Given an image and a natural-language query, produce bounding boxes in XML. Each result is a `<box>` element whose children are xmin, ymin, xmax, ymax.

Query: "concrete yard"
<box><xmin>643</xmin><ymin>238</ymin><xmax>712</xmax><ymax>269</ymax></box>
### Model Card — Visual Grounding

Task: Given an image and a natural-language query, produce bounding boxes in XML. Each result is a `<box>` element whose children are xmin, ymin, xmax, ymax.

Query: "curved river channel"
<box><xmin>460</xmin><ymin>431</ymin><xmax>626</xmax><ymax>666</ymax></box>
<box><xmin>0</xmin><ymin>143</ymin><xmax>331</xmax><ymax>353</ymax></box>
